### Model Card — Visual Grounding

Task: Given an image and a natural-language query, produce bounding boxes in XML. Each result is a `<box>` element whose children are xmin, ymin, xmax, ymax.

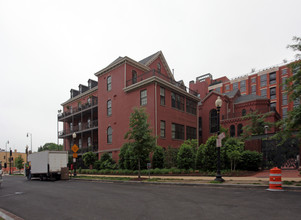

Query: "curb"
<box><xmin>0</xmin><ymin>208</ymin><xmax>24</xmax><ymax>220</ymax></box>
<box><xmin>70</xmin><ymin>178</ymin><xmax>301</xmax><ymax>191</ymax></box>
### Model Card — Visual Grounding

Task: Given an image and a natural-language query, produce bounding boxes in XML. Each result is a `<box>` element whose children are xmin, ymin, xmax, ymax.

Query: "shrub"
<box><xmin>119</xmin><ymin>143</ymin><xmax>132</xmax><ymax>169</ymax></box>
<box><xmin>177</xmin><ymin>144</ymin><xmax>195</xmax><ymax>170</ymax></box>
<box><xmin>238</xmin><ymin>150</ymin><xmax>262</xmax><ymax>171</ymax></box>
<box><xmin>83</xmin><ymin>152</ymin><xmax>97</xmax><ymax>168</ymax></box>
<box><xmin>197</xmin><ymin>136</ymin><xmax>218</xmax><ymax>171</ymax></box>
<box><xmin>152</xmin><ymin>146</ymin><xmax>164</xmax><ymax>169</ymax></box>
<box><xmin>164</xmin><ymin>146</ymin><xmax>178</xmax><ymax>168</ymax></box>
<box><xmin>123</xmin><ymin>144</ymin><xmax>149</xmax><ymax>170</ymax></box>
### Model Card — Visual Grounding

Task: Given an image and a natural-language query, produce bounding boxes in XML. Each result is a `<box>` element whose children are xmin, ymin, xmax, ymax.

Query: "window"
<box><xmin>251</xmin><ymin>85</ymin><xmax>256</xmax><ymax>95</ymax></box>
<box><xmin>88</xmin><ymin>137</ymin><xmax>91</xmax><ymax>147</ymax></box>
<box><xmin>260</xmin><ymin>74</ymin><xmax>267</xmax><ymax>87</ymax></box>
<box><xmin>79</xmin><ymin>139</ymin><xmax>82</xmax><ymax>148</ymax></box>
<box><xmin>186</xmin><ymin>99</ymin><xmax>196</xmax><ymax>115</ymax></box>
<box><xmin>269</xmin><ymin>72</ymin><xmax>276</xmax><ymax>85</ymax></box>
<box><xmin>70</xmin><ymin>106</ymin><xmax>73</xmax><ymax>113</ymax></box>
<box><xmin>261</xmin><ymin>89</ymin><xmax>267</xmax><ymax>97</ymax></box>
<box><xmin>160</xmin><ymin>87</ymin><xmax>165</xmax><ymax>105</ymax></box>
<box><xmin>88</xmin><ymin>81</ymin><xmax>92</xmax><ymax>89</ymax></box>
<box><xmin>282</xmin><ymin>93</ymin><xmax>287</xmax><ymax>106</ymax></box>
<box><xmin>282</xmin><ymin>77</ymin><xmax>287</xmax><ymax>90</ymax></box>
<box><xmin>293</xmin><ymin>66</ymin><xmax>300</xmax><ymax>75</ymax></box>
<box><xmin>242</xmin><ymin>109</ymin><xmax>246</xmax><ymax>116</ymax></box>
<box><xmin>157</xmin><ymin>63</ymin><xmax>161</xmax><ymax>73</ymax></box>
<box><xmin>282</xmin><ymin>108</ymin><xmax>288</xmax><ymax>118</ymax></box>
<box><xmin>70</xmin><ymin>123</ymin><xmax>73</xmax><ymax>132</ymax></box>
<box><xmin>78</xmin><ymin>102</ymin><xmax>81</xmax><ymax>109</ymax></box>
<box><xmin>132</xmin><ymin>70</ymin><xmax>137</xmax><ymax>84</ymax></box>
<box><xmin>237</xmin><ymin>124</ymin><xmax>243</xmax><ymax>136</ymax></box>
<box><xmin>270</xmin><ymin>102</ymin><xmax>277</xmax><ymax>111</ymax></box>
<box><xmin>233</xmin><ymin>82</ymin><xmax>238</xmax><ymax>90</ymax></box>
<box><xmin>171</xmin><ymin>123</ymin><xmax>184</xmax><ymax>140</ymax></box>
<box><xmin>107</xmin><ymin>100</ymin><xmax>112</xmax><ymax>116</ymax></box>
<box><xmin>107</xmin><ymin>126</ymin><xmax>112</xmax><ymax>143</ymax></box>
<box><xmin>88</xmin><ymin>98</ymin><xmax>91</xmax><ymax>105</ymax></box>
<box><xmin>230</xmin><ymin>125</ymin><xmax>235</xmax><ymax>137</ymax></box>
<box><xmin>294</xmin><ymin>98</ymin><xmax>300</xmax><ymax>108</ymax></box>
<box><xmin>251</xmin><ymin>78</ymin><xmax>256</xmax><ymax>84</ymax></box>
<box><xmin>186</xmin><ymin>126</ymin><xmax>196</xmax><ymax>140</ymax></box>
<box><xmin>171</xmin><ymin>92</ymin><xmax>184</xmax><ymax>111</ymax></box>
<box><xmin>282</xmin><ymin>68</ymin><xmax>288</xmax><ymax>75</ymax></box>
<box><xmin>107</xmin><ymin>76</ymin><xmax>112</xmax><ymax>91</ymax></box>
<box><xmin>140</xmin><ymin>90</ymin><xmax>147</xmax><ymax>106</ymax></box>
<box><xmin>209</xmin><ymin>109</ymin><xmax>218</xmax><ymax>133</ymax></box>
<box><xmin>240</xmin><ymin>80</ymin><xmax>246</xmax><ymax>92</ymax></box>
<box><xmin>270</xmin><ymin>87</ymin><xmax>276</xmax><ymax>100</ymax></box>
<box><xmin>160</xmin><ymin>121</ymin><xmax>166</xmax><ymax>138</ymax></box>
<box><xmin>216</xmin><ymin>87</ymin><xmax>221</xmax><ymax>93</ymax></box>
<box><xmin>87</xmin><ymin>118</ymin><xmax>91</xmax><ymax>128</ymax></box>
<box><xmin>225</xmin><ymin>85</ymin><xmax>230</xmax><ymax>91</ymax></box>
<box><xmin>78</xmin><ymin>122</ymin><xmax>82</xmax><ymax>130</ymax></box>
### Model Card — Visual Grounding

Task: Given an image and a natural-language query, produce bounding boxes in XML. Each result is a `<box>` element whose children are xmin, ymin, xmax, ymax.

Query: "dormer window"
<box><xmin>79</xmin><ymin>86</ymin><xmax>82</xmax><ymax>93</ymax></box>
<box><xmin>88</xmin><ymin>81</ymin><xmax>92</xmax><ymax>89</ymax></box>
<box><xmin>157</xmin><ymin>63</ymin><xmax>161</xmax><ymax>73</ymax></box>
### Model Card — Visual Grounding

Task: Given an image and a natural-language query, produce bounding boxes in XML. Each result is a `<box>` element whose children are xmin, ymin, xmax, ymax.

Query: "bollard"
<box><xmin>267</xmin><ymin>167</ymin><xmax>284</xmax><ymax>191</ymax></box>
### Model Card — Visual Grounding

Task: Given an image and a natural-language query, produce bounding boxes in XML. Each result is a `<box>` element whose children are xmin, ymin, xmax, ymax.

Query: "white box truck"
<box><xmin>27</xmin><ymin>151</ymin><xmax>68</xmax><ymax>180</ymax></box>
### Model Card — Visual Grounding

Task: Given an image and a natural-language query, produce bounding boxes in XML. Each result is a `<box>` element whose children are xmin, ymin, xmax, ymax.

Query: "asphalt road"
<box><xmin>0</xmin><ymin>175</ymin><xmax>300</xmax><ymax>220</ymax></box>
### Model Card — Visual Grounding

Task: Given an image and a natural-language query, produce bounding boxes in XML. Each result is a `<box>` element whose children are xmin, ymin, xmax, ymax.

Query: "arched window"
<box><xmin>107</xmin><ymin>76</ymin><xmax>111</xmax><ymax>91</ymax></box>
<box><xmin>107</xmin><ymin>100</ymin><xmax>112</xmax><ymax>116</ymax></box>
<box><xmin>210</xmin><ymin>109</ymin><xmax>218</xmax><ymax>133</ymax></box>
<box><xmin>242</xmin><ymin>109</ymin><xmax>246</xmax><ymax>116</ymax></box>
<box><xmin>157</xmin><ymin>63</ymin><xmax>161</xmax><ymax>73</ymax></box>
<box><xmin>237</xmin><ymin>124</ymin><xmax>243</xmax><ymax>136</ymax></box>
<box><xmin>230</xmin><ymin>125</ymin><xmax>235</xmax><ymax>137</ymax></box>
<box><xmin>107</xmin><ymin>126</ymin><xmax>112</xmax><ymax>144</ymax></box>
<box><xmin>132</xmin><ymin>70</ymin><xmax>137</xmax><ymax>84</ymax></box>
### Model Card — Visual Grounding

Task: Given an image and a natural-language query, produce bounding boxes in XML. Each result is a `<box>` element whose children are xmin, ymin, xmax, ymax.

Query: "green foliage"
<box><xmin>238</xmin><ymin>150</ymin><xmax>262</xmax><ymax>171</ymax></box>
<box><xmin>15</xmin><ymin>155</ymin><xmax>24</xmax><ymax>170</ymax></box>
<box><xmin>38</xmin><ymin>143</ymin><xmax>63</xmax><ymax>152</ymax></box>
<box><xmin>82</xmin><ymin>152</ymin><xmax>97</xmax><ymax>167</ymax></box>
<box><xmin>197</xmin><ymin>136</ymin><xmax>218</xmax><ymax>171</ymax></box>
<box><xmin>242</xmin><ymin>111</ymin><xmax>272</xmax><ymax>138</ymax></box>
<box><xmin>177</xmin><ymin>144</ymin><xmax>195</xmax><ymax>170</ymax></box>
<box><xmin>122</xmin><ymin>143</ymin><xmax>149</xmax><ymax>170</ymax></box>
<box><xmin>118</xmin><ymin>143</ymin><xmax>132</xmax><ymax>169</ymax></box>
<box><xmin>224</xmin><ymin>138</ymin><xmax>244</xmax><ymax>171</ymax></box>
<box><xmin>124</xmin><ymin>107</ymin><xmax>155</xmax><ymax>178</ymax></box>
<box><xmin>163</xmin><ymin>146</ymin><xmax>178</xmax><ymax>168</ymax></box>
<box><xmin>273</xmin><ymin>37</ymin><xmax>301</xmax><ymax>144</ymax></box>
<box><xmin>94</xmin><ymin>153</ymin><xmax>116</xmax><ymax>170</ymax></box>
<box><xmin>152</xmin><ymin>146</ymin><xmax>164</xmax><ymax>169</ymax></box>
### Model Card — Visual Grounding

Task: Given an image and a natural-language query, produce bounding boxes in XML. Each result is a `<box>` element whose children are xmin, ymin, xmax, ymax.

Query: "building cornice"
<box><xmin>61</xmin><ymin>86</ymin><xmax>98</xmax><ymax>106</ymax></box>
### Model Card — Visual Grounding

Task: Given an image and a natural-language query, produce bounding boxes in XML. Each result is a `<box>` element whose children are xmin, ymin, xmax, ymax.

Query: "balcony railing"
<box><xmin>58</xmin><ymin>97</ymin><xmax>98</xmax><ymax>120</ymax></box>
<box><xmin>126</xmin><ymin>69</ymin><xmax>199</xmax><ymax>97</ymax></box>
<box><xmin>59</xmin><ymin>120</ymin><xmax>98</xmax><ymax>137</ymax></box>
<box><xmin>222</xmin><ymin>107</ymin><xmax>278</xmax><ymax>120</ymax></box>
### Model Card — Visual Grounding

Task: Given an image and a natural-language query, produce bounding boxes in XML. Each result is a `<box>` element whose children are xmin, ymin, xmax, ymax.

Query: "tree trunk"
<box><xmin>138</xmin><ymin>157</ymin><xmax>141</xmax><ymax>180</ymax></box>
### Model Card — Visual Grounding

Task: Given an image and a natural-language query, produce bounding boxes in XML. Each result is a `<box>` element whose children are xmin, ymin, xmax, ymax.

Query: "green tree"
<box><xmin>242</xmin><ymin>110</ymin><xmax>272</xmax><ymax>138</ymax></box>
<box><xmin>15</xmin><ymin>155</ymin><xmax>24</xmax><ymax>171</ymax></box>
<box><xmin>38</xmin><ymin>143</ymin><xmax>63</xmax><ymax>152</ymax></box>
<box><xmin>197</xmin><ymin>136</ymin><xmax>218</xmax><ymax>171</ymax></box>
<box><xmin>224</xmin><ymin>138</ymin><xmax>244</xmax><ymax>171</ymax></box>
<box><xmin>152</xmin><ymin>146</ymin><xmax>164</xmax><ymax>169</ymax></box>
<box><xmin>118</xmin><ymin>143</ymin><xmax>131</xmax><ymax>169</ymax></box>
<box><xmin>124</xmin><ymin>108</ymin><xmax>155</xmax><ymax>179</ymax></box>
<box><xmin>274</xmin><ymin>36</ymin><xmax>301</xmax><ymax>143</ymax></box>
<box><xmin>177</xmin><ymin>144</ymin><xmax>195</xmax><ymax>170</ymax></box>
<box><xmin>82</xmin><ymin>152</ymin><xmax>97</xmax><ymax>168</ymax></box>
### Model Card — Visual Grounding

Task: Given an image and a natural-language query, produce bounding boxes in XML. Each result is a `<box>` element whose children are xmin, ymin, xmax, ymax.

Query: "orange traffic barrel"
<box><xmin>267</xmin><ymin>167</ymin><xmax>283</xmax><ymax>191</ymax></box>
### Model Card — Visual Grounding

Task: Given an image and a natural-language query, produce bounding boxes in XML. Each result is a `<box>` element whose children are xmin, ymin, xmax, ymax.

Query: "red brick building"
<box><xmin>58</xmin><ymin>52</ymin><xmax>199</xmax><ymax>161</ymax></box>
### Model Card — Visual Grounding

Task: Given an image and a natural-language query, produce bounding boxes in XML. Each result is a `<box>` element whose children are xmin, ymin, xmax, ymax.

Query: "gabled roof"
<box><xmin>223</xmin><ymin>89</ymin><xmax>240</xmax><ymax>98</ymax></box>
<box><xmin>139</xmin><ymin>51</ymin><xmax>161</xmax><ymax>65</ymax></box>
<box><xmin>234</xmin><ymin>94</ymin><xmax>268</xmax><ymax>104</ymax></box>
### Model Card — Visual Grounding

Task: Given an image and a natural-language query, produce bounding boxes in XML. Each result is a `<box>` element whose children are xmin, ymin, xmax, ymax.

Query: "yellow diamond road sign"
<box><xmin>71</xmin><ymin>144</ymin><xmax>79</xmax><ymax>153</ymax></box>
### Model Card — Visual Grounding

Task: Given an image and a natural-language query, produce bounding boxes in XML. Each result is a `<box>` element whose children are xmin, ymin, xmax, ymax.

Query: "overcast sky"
<box><xmin>1</xmin><ymin>0</ymin><xmax>300</xmax><ymax>153</ymax></box>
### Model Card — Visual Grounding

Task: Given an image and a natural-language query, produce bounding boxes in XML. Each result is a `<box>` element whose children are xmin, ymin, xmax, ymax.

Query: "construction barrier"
<box><xmin>267</xmin><ymin>167</ymin><xmax>283</xmax><ymax>191</ymax></box>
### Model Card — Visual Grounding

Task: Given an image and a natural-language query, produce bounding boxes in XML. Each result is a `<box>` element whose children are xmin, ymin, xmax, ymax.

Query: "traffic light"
<box><xmin>10</xmin><ymin>150</ymin><xmax>12</xmax><ymax>156</ymax></box>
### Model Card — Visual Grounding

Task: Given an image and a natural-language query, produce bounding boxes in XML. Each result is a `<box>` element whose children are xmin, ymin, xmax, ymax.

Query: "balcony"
<box><xmin>126</xmin><ymin>69</ymin><xmax>199</xmax><ymax>97</ymax></box>
<box><xmin>68</xmin><ymin>145</ymin><xmax>98</xmax><ymax>155</ymax></box>
<box><xmin>58</xmin><ymin>120</ymin><xmax>98</xmax><ymax>137</ymax></box>
<box><xmin>58</xmin><ymin>97</ymin><xmax>98</xmax><ymax>121</ymax></box>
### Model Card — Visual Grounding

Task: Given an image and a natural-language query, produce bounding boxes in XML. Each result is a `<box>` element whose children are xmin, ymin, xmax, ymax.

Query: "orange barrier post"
<box><xmin>267</xmin><ymin>167</ymin><xmax>283</xmax><ymax>191</ymax></box>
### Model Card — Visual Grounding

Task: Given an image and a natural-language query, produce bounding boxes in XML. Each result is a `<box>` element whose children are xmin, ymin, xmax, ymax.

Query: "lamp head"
<box><xmin>215</xmin><ymin>96</ymin><xmax>222</xmax><ymax>108</ymax></box>
<box><xmin>72</xmin><ymin>132</ymin><xmax>77</xmax><ymax>139</ymax></box>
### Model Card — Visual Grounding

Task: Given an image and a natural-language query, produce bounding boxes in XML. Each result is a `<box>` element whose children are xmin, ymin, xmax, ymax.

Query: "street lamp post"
<box><xmin>72</xmin><ymin>132</ymin><xmax>77</xmax><ymax>177</ymax></box>
<box><xmin>215</xmin><ymin>96</ymin><xmax>224</xmax><ymax>182</ymax></box>
<box><xmin>5</xmin><ymin>141</ymin><xmax>9</xmax><ymax>173</ymax></box>
<box><xmin>27</xmin><ymin>132</ymin><xmax>32</xmax><ymax>153</ymax></box>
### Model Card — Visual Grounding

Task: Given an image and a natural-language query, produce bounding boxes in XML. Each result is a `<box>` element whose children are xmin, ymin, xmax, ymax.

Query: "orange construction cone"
<box><xmin>267</xmin><ymin>167</ymin><xmax>284</xmax><ymax>191</ymax></box>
